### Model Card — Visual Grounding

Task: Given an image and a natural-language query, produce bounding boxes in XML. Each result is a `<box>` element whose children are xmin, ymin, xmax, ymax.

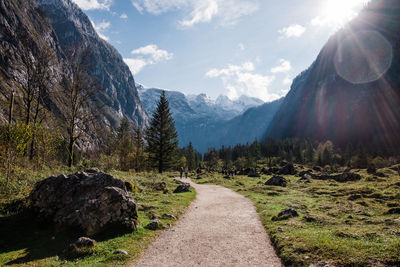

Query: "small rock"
<box><xmin>272</xmin><ymin>209</ymin><xmax>298</xmax><ymax>221</ymax></box>
<box><xmin>154</xmin><ymin>182</ymin><xmax>167</xmax><ymax>191</ymax></box>
<box><xmin>277</xmin><ymin>163</ymin><xmax>296</xmax><ymax>175</ymax></box>
<box><xmin>348</xmin><ymin>194</ymin><xmax>362</xmax><ymax>201</ymax></box>
<box><xmin>145</xmin><ymin>219</ymin><xmax>162</xmax><ymax>230</ymax></box>
<box><xmin>387</xmin><ymin>208</ymin><xmax>400</xmax><ymax>215</ymax></box>
<box><xmin>73</xmin><ymin>237</ymin><xmax>96</xmax><ymax>248</ymax></box>
<box><xmin>113</xmin><ymin>249</ymin><xmax>128</xmax><ymax>255</ymax></box>
<box><xmin>265</xmin><ymin>176</ymin><xmax>287</xmax><ymax>187</ymax></box>
<box><xmin>151</xmin><ymin>214</ymin><xmax>162</xmax><ymax>219</ymax></box>
<box><xmin>173</xmin><ymin>183</ymin><xmax>191</xmax><ymax>193</ymax></box>
<box><xmin>163</xmin><ymin>214</ymin><xmax>177</xmax><ymax>220</ymax></box>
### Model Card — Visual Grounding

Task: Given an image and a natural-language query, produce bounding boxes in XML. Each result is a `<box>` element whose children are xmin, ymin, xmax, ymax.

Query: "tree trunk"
<box><xmin>68</xmin><ymin>135</ymin><xmax>74</xmax><ymax>167</ymax></box>
<box><xmin>6</xmin><ymin>91</ymin><xmax>15</xmax><ymax>187</ymax></box>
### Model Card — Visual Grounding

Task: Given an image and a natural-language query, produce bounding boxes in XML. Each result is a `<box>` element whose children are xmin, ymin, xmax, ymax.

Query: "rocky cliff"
<box><xmin>267</xmin><ymin>0</ymin><xmax>400</xmax><ymax>154</ymax></box>
<box><xmin>0</xmin><ymin>0</ymin><xmax>147</xmax><ymax>137</ymax></box>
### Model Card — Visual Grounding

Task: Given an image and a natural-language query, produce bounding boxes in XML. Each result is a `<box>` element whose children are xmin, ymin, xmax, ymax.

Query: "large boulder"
<box><xmin>29</xmin><ymin>170</ymin><xmax>138</xmax><ymax>235</ymax></box>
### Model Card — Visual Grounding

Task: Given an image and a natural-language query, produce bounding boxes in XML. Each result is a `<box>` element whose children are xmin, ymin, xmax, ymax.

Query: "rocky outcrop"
<box><xmin>310</xmin><ymin>172</ymin><xmax>362</xmax><ymax>182</ymax></box>
<box><xmin>37</xmin><ymin>0</ymin><xmax>148</xmax><ymax>130</ymax></box>
<box><xmin>29</xmin><ymin>170</ymin><xmax>138</xmax><ymax>235</ymax></box>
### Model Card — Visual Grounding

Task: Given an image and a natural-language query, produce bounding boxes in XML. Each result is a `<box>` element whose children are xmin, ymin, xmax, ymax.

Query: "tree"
<box><xmin>186</xmin><ymin>142</ymin><xmax>195</xmax><ymax>170</ymax></box>
<box><xmin>117</xmin><ymin>117</ymin><xmax>133</xmax><ymax>171</ymax></box>
<box><xmin>133</xmin><ymin>128</ymin><xmax>145</xmax><ymax>172</ymax></box>
<box><xmin>59</xmin><ymin>51</ymin><xmax>98</xmax><ymax>167</ymax></box>
<box><xmin>145</xmin><ymin>91</ymin><xmax>178</xmax><ymax>173</ymax></box>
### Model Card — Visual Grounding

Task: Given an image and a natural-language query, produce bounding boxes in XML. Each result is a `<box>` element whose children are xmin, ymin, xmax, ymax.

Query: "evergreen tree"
<box><xmin>145</xmin><ymin>91</ymin><xmax>178</xmax><ymax>173</ymax></box>
<box><xmin>133</xmin><ymin>128</ymin><xmax>145</xmax><ymax>172</ymax></box>
<box><xmin>186</xmin><ymin>142</ymin><xmax>195</xmax><ymax>170</ymax></box>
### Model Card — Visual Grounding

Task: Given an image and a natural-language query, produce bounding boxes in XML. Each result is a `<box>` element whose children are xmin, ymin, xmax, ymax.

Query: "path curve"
<box><xmin>133</xmin><ymin>179</ymin><xmax>282</xmax><ymax>267</ymax></box>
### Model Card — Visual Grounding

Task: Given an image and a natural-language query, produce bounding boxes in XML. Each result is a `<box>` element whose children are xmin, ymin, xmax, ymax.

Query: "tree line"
<box><xmin>203</xmin><ymin>138</ymin><xmax>397</xmax><ymax>171</ymax></box>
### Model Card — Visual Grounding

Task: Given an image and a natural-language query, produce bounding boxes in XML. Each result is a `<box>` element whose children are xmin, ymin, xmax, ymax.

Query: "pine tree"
<box><xmin>145</xmin><ymin>91</ymin><xmax>178</xmax><ymax>173</ymax></box>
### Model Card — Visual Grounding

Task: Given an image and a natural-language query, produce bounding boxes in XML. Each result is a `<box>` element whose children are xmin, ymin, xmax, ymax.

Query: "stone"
<box><xmin>145</xmin><ymin>219</ymin><xmax>162</xmax><ymax>230</ymax></box>
<box><xmin>173</xmin><ymin>183</ymin><xmax>191</xmax><ymax>193</ymax></box>
<box><xmin>114</xmin><ymin>249</ymin><xmax>128</xmax><ymax>255</ymax></box>
<box><xmin>163</xmin><ymin>214</ymin><xmax>177</xmax><ymax>220</ymax></box>
<box><xmin>310</xmin><ymin>172</ymin><xmax>361</xmax><ymax>182</ymax></box>
<box><xmin>173</xmin><ymin>179</ymin><xmax>184</xmax><ymax>184</ymax></box>
<box><xmin>277</xmin><ymin>163</ymin><xmax>296</xmax><ymax>175</ymax></box>
<box><xmin>265</xmin><ymin>176</ymin><xmax>288</xmax><ymax>187</ymax></box>
<box><xmin>387</xmin><ymin>208</ymin><xmax>400</xmax><ymax>215</ymax></box>
<box><xmin>154</xmin><ymin>182</ymin><xmax>167</xmax><ymax>191</ymax></box>
<box><xmin>72</xmin><ymin>237</ymin><xmax>96</xmax><ymax>248</ymax></box>
<box><xmin>375</xmin><ymin>172</ymin><xmax>386</xmax><ymax>177</ymax></box>
<box><xmin>29</xmin><ymin>171</ymin><xmax>138</xmax><ymax>235</ymax></box>
<box><xmin>367</xmin><ymin>165</ymin><xmax>376</xmax><ymax>174</ymax></box>
<box><xmin>272</xmin><ymin>209</ymin><xmax>299</xmax><ymax>221</ymax></box>
<box><xmin>348</xmin><ymin>194</ymin><xmax>362</xmax><ymax>201</ymax></box>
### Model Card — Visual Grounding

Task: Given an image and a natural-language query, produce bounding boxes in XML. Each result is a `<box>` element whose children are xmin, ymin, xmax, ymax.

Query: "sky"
<box><xmin>72</xmin><ymin>0</ymin><xmax>369</xmax><ymax>102</ymax></box>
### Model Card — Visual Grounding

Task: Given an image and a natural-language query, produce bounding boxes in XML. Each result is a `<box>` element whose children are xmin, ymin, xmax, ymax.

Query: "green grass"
<box><xmin>199</xmin><ymin>166</ymin><xmax>400</xmax><ymax>266</ymax></box>
<box><xmin>0</xmin><ymin>170</ymin><xmax>195</xmax><ymax>266</ymax></box>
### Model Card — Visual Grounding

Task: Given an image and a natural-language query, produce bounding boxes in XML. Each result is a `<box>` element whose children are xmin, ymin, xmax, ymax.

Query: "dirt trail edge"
<box><xmin>132</xmin><ymin>178</ymin><xmax>282</xmax><ymax>267</ymax></box>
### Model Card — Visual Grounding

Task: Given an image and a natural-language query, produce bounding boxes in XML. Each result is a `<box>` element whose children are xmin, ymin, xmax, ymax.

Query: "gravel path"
<box><xmin>132</xmin><ymin>178</ymin><xmax>282</xmax><ymax>267</ymax></box>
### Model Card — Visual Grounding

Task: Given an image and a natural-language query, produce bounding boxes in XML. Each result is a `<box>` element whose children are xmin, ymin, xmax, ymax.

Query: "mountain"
<box><xmin>37</xmin><ymin>0</ymin><xmax>148</xmax><ymax>130</ymax></box>
<box><xmin>137</xmin><ymin>84</ymin><xmax>281</xmax><ymax>152</ymax></box>
<box><xmin>0</xmin><ymin>0</ymin><xmax>147</xmax><ymax>137</ymax></box>
<box><xmin>266</xmin><ymin>0</ymin><xmax>400</xmax><ymax>154</ymax></box>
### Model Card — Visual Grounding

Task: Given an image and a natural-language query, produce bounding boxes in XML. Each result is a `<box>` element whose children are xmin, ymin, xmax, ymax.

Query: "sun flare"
<box><xmin>319</xmin><ymin>0</ymin><xmax>370</xmax><ymax>28</ymax></box>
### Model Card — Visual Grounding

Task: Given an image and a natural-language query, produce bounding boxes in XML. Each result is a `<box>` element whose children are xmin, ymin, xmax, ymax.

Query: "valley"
<box><xmin>0</xmin><ymin>0</ymin><xmax>400</xmax><ymax>266</ymax></box>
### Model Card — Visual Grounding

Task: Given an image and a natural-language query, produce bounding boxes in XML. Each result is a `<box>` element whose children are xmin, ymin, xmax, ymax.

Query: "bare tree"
<box><xmin>58</xmin><ymin>50</ymin><xmax>99</xmax><ymax>167</ymax></box>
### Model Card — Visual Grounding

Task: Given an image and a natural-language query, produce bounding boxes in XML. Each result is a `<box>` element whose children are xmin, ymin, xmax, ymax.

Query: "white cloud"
<box><xmin>132</xmin><ymin>0</ymin><xmax>259</xmax><ymax>27</ymax></box>
<box><xmin>278</xmin><ymin>24</ymin><xmax>306</xmax><ymax>38</ymax></box>
<box><xmin>72</xmin><ymin>0</ymin><xmax>113</xmax><ymax>10</ymax></box>
<box><xmin>238</xmin><ymin>43</ymin><xmax>245</xmax><ymax>51</ymax></box>
<box><xmin>124</xmin><ymin>44</ymin><xmax>173</xmax><ymax>75</ymax></box>
<box><xmin>206</xmin><ymin>62</ymin><xmax>280</xmax><ymax>101</ymax></box>
<box><xmin>271</xmin><ymin>59</ymin><xmax>292</xmax><ymax>73</ymax></box>
<box><xmin>91</xmin><ymin>20</ymin><xmax>111</xmax><ymax>41</ymax></box>
<box><xmin>120</xmin><ymin>13</ymin><xmax>128</xmax><ymax>19</ymax></box>
<box><xmin>283</xmin><ymin>76</ymin><xmax>292</xmax><ymax>86</ymax></box>
<box><xmin>180</xmin><ymin>0</ymin><xmax>218</xmax><ymax>27</ymax></box>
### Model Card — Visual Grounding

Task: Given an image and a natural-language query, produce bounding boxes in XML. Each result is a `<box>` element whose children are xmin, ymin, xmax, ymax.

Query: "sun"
<box><xmin>319</xmin><ymin>0</ymin><xmax>370</xmax><ymax>28</ymax></box>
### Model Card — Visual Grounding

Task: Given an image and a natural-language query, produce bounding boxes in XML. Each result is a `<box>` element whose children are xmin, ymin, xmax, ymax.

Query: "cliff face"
<box><xmin>37</xmin><ymin>0</ymin><xmax>148</xmax><ymax>129</ymax></box>
<box><xmin>267</xmin><ymin>0</ymin><xmax>400</xmax><ymax>154</ymax></box>
<box><xmin>0</xmin><ymin>0</ymin><xmax>147</xmax><ymax>137</ymax></box>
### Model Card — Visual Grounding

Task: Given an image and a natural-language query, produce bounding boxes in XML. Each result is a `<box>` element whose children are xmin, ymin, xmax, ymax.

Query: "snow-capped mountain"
<box><xmin>137</xmin><ymin>83</ymin><xmax>281</xmax><ymax>152</ymax></box>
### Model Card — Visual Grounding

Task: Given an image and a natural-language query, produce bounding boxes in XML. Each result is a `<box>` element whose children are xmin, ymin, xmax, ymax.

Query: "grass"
<box><xmin>0</xmin><ymin>169</ymin><xmax>195</xmax><ymax>266</ymax></box>
<box><xmin>198</xmin><ymin>166</ymin><xmax>400</xmax><ymax>266</ymax></box>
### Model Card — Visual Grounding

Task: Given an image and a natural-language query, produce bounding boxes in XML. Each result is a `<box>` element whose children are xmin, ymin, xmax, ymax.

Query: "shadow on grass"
<box><xmin>0</xmin><ymin>211</ymin><xmax>78</xmax><ymax>265</ymax></box>
<box><xmin>0</xmin><ymin>211</ymin><xmax>132</xmax><ymax>265</ymax></box>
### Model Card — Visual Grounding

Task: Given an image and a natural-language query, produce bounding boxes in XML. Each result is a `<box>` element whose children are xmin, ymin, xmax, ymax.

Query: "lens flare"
<box><xmin>334</xmin><ymin>30</ymin><xmax>393</xmax><ymax>84</ymax></box>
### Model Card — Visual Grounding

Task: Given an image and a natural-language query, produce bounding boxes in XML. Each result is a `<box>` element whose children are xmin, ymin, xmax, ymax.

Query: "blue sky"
<box><xmin>72</xmin><ymin>0</ymin><xmax>369</xmax><ymax>102</ymax></box>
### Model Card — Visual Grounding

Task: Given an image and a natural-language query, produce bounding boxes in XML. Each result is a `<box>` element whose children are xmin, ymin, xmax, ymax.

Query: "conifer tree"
<box><xmin>145</xmin><ymin>91</ymin><xmax>178</xmax><ymax>173</ymax></box>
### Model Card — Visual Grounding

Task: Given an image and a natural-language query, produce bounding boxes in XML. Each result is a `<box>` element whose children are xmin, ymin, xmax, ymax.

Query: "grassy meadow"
<box><xmin>0</xmin><ymin>169</ymin><xmax>195</xmax><ymax>267</ymax></box>
<box><xmin>197</xmin><ymin>166</ymin><xmax>400</xmax><ymax>266</ymax></box>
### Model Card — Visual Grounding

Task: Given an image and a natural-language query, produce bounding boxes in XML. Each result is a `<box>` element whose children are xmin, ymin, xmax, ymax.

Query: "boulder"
<box><xmin>173</xmin><ymin>183</ymin><xmax>191</xmax><ymax>193</ymax></box>
<box><xmin>298</xmin><ymin>170</ymin><xmax>312</xmax><ymax>177</ymax></box>
<box><xmin>277</xmin><ymin>163</ymin><xmax>296</xmax><ymax>175</ymax></box>
<box><xmin>29</xmin><ymin>170</ymin><xmax>138</xmax><ymax>235</ymax></box>
<box><xmin>265</xmin><ymin>176</ymin><xmax>288</xmax><ymax>187</ymax></box>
